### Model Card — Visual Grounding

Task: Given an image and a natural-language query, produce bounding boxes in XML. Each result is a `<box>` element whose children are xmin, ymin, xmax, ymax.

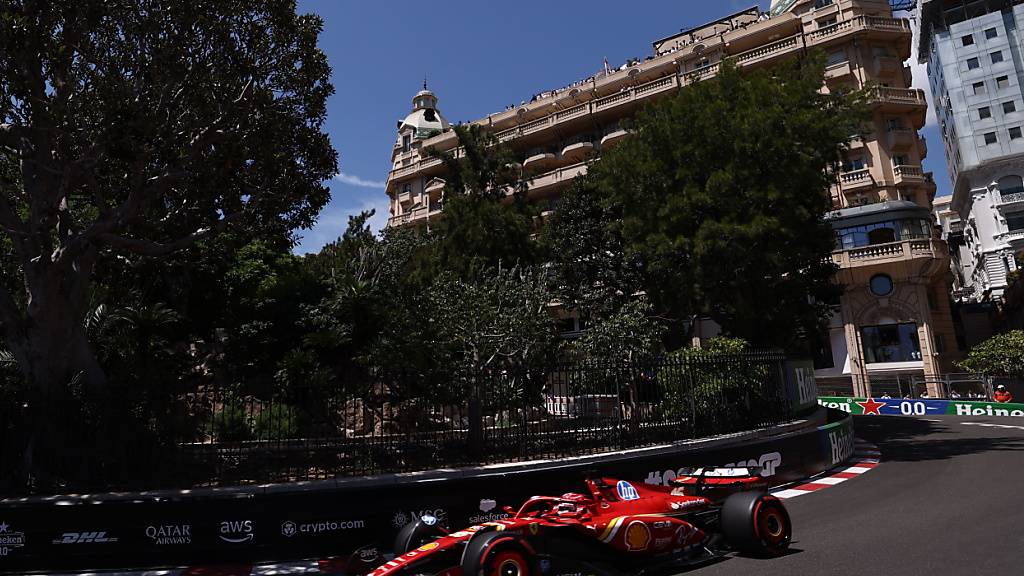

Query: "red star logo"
<box><xmin>857</xmin><ymin>398</ymin><xmax>886</xmax><ymax>416</ymax></box>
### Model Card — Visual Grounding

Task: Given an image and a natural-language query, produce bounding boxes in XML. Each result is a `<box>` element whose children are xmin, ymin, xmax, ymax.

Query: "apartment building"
<box><xmin>384</xmin><ymin>0</ymin><xmax>957</xmax><ymax>396</ymax></box>
<box><xmin>921</xmin><ymin>0</ymin><xmax>1024</xmax><ymax>305</ymax></box>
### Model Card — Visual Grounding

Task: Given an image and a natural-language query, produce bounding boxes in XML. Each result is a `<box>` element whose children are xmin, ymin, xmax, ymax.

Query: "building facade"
<box><xmin>384</xmin><ymin>0</ymin><xmax>957</xmax><ymax>396</ymax></box>
<box><xmin>921</xmin><ymin>0</ymin><xmax>1024</xmax><ymax>305</ymax></box>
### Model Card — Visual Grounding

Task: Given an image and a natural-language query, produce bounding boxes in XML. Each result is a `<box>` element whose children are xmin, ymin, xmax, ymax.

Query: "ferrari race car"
<box><xmin>369</xmin><ymin>468</ymin><xmax>790</xmax><ymax>576</ymax></box>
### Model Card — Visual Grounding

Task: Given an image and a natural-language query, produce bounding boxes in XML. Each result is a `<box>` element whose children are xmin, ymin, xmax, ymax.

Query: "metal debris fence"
<box><xmin>0</xmin><ymin>350</ymin><xmax>797</xmax><ymax>496</ymax></box>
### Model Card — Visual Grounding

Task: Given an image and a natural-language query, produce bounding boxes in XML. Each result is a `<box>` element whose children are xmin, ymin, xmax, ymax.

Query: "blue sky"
<box><xmin>294</xmin><ymin>0</ymin><xmax>950</xmax><ymax>253</ymax></box>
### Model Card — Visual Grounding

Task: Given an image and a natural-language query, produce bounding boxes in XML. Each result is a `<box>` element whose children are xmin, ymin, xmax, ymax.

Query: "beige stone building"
<box><xmin>383</xmin><ymin>0</ymin><xmax>957</xmax><ymax>397</ymax></box>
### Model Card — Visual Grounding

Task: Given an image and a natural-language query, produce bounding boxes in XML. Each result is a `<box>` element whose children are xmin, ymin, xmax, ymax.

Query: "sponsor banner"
<box><xmin>785</xmin><ymin>360</ymin><xmax>819</xmax><ymax>414</ymax></box>
<box><xmin>818</xmin><ymin>397</ymin><xmax>1024</xmax><ymax>418</ymax></box>
<box><xmin>0</xmin><ymin>409</ymin><xmax>852</xmax><ymax>574</ymax></box>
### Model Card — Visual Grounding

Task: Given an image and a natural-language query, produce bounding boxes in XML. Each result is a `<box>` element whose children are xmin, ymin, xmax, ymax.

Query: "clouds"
<box><xmin>295</xmin><ymin>182</ymin><xmax>390</xmax><ymax>254</ymax></box>
<box><xmin>335</xmin><ymin>171</ymin><xmax>387</xmax><ymax>189</ymax></box>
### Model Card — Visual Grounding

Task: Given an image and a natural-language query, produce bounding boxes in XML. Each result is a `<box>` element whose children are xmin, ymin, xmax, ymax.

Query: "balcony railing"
<box><xmin>839</xmin><ymin>168</ymin><xmax>873</xmax><ymax>188</ymax></box>
<box><xmin>872</xmin><ymin>86</ymin><xmax>927</xmax><ymax>107</ymax></box>
<box><xmin>731</xmin><ymin>35</ymin><xmax>802</xmax><ymax>67</ymax></box>
<box><xmin>999</xmin><ymin>189</ymin><xmax>1024</xmax><ymax>204</ymax></box>
<box><xmin>833</xmin><ymin>238</ymin><xmax>946</xmax><ymax>267</ymax></box>
<box><xmin>806</xmin><ymin>15</ymin><xmax>910</xmax><ymax>45</ymax></box>
<box><xmin>893</xmin><ymin>164</ymin><xmax>924</xmax><ymax>182</ymax></box>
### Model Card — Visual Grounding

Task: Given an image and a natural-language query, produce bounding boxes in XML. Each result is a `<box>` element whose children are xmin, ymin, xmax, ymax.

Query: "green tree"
<box><xmin>958</xmin><ymin>330</ymin><xmax>1024</xmax><ymax>378</ymax></box>
<box><xmin>587</xmin><ymin>56</ymin><xmax>864</xmax><ymax>347</ymax></box>
<box><xmin>425</xmin><ymin>125</ymin><xmax>538</xmax><ymax>278</ymax></box>
<box><xmin>0</xmin><ymin>0</ymin><xmax>337</xmax><ymax>398</ymax></box>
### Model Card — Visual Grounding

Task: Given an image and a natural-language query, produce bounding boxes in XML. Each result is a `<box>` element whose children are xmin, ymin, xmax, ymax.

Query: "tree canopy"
<box><xmin>572</xmin><ymin>56</ymin><xmax>864</xmax><ymax>347</ymax></box>
<box><xmin>0</xmin><ymin>0</ymin><xmax>337</xmax><ymax>394</ymax></box>
<box><xmin>957</xmin><ymin>330</ymin><xmax>1024</xmax><ymax>378</ymax></box>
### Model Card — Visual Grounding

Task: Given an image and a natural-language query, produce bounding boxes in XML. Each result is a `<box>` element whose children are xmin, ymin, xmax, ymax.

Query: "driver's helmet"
<box><xmin>556</xmin><ymin>502</ymin><xmax>579</xmax><ymax>517</ymax></box>
<box><xmin>997</xmin><ymin>385</ymin><xmax>1007</xmax><ymax>391</ymax></box>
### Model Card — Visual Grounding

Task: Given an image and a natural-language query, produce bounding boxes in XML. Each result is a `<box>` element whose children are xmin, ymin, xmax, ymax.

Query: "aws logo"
<box><xmin>219</xmin><ymin>520</ymin><xmax>253</xmax><ymax>543</ymax></box>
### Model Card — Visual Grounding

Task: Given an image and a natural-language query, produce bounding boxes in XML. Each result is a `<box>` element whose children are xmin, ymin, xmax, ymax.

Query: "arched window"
<box><xmin>998</xmin><ymin>175</ymin><xmax>1024</xmax><ymax>199</ymax></box>
<box><xmin>867</xmin><ymin>227</ymin><xmax>896</xmax><ymax>245</ymax></box>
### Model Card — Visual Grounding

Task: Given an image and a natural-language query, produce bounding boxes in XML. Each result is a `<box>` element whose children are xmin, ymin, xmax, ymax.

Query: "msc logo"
<box><xmin>53</xmin><ymin>531</ymin><xmax>118</xmax><ymax>544</ymax></box>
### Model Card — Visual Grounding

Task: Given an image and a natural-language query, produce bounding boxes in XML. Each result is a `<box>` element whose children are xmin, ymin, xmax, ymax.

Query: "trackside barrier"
<box><xmin>818</xmin><ymin>397</ymin><xmax>1024</xmax><ymax>418</ymax></box>
<box><xmin>0</xmin><ymin>408</ymin><xmax>852</xmax><ymax>574</ymax></box>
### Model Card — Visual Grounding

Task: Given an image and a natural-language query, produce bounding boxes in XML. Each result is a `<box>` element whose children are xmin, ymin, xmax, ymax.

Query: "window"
<box><xmin>1007</xmin><ymin>213</ymin><xmax>1024</xmax><ymax>231</ymax></box>
<box><xmin>845</xmin><ymin>157</ymin><xmax>866</xmax><ymax>171</ymax></box>
<box><xmin>1004</xmin><ymin>101</ymin><xmax>1017</xmax><ymax>114</ymax></box>
<box><xmin>979</xmin><ymin>106</ymin><xmax>992</xmax><ymax>119</ymax></box>
<box><xmin>402</xmin><ymin>183</ymin><xmax>412</xmax><ymax>195</ymax></box>
<box><xmin>962</xmin><ymin>34</ymin><xmax>975</xmax><ymax>46</ymax></box>
<box><xmin>986</xmin><ymin>27</ymin><xmax>998</xmax><ymax>40</ymax></box>
<box><xmin>827</xmin><ymin>50</ymin><xmax>847</xmax><ymax>66</ymax></box>
<box><xmin>973</xmin><ymin>81</ymin><xmax>987</xmax><ymax>95</ymax></box>
<box><xmin>870</xmin><ymin>274</ymin><xmax>894</xmax><ymax>297</ymax></box>
<box><xmin>998</xmin><ymin>75</ymin><xmax>1010</xmax><ymax>89</ymax></box>
<box><xmin>992</xmin><ymin>51</ymin><xmax>1004</xmax><ymax>64</ymax></box>
<box><xmin>967</xmin><ymin>57</ymin><xmax>980</xmax><ymax>69</ymax></box>
<box><xmin>1011</xmin><ymin>127</ymin><xmax>1023</xmax><ymax>140</ymax></box>
<box><xmin>886</xmin><ymin>118</ymin><xmax>904</xmax><ymax>131</ymax></box>
<box><xmin>814</xmin><ymin>0</ymin><xmax>833</xmax><ymax>8</ymax></box>
<box><xmin>402</xmin><ymin>133</ymin><xmax>412</xmax><ymax>153</ymax></box>
<box><xmin>861</xmin><ymin>323</ymin><xmax>922</xmax><ymax>363</ymax></box>
<box><xmin>836</xmin><ymin>218</ymin><xmax>932</xmax><ymax>249</ymax></box>
<box><xmin>818</xmin><ymin>16</ymin><xmax>837</xmax><ymax>28</ymax></box>
<box><xmin>893</xmin><ymin>154</ymin><xmax>909</xmax><ymax>166</ymax></box>
<box><xmin>985</xmin><ymin>132</ymin><xmax>998</xmax><ymax>144</ymax></box>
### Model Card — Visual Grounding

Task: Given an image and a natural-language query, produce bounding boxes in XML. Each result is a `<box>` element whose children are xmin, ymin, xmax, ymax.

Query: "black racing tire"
<box><xmin>393</xmin><ymin>517</ymin><xmax>446</xmax><ymax>556</ymax></box>
<box><xmin>462</xmin><ymin>532</ymin><xmax>537</xmax><ymax>576</ymax></box>
<box><xmin>720</xmin><ymin>491</ymin><xmax>791</xmax><ymax>557</ymax></box>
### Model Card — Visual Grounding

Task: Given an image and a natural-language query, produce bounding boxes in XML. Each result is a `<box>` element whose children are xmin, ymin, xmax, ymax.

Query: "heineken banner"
<box><xmin>784</xmin><ymin>359</ymin><xmax>819</xmax><ymax>414</ymax></box>
<box><xmin>818</xmin><ymin>397</ymin><xmax>1024</xmax><ymax>418</ymax></box>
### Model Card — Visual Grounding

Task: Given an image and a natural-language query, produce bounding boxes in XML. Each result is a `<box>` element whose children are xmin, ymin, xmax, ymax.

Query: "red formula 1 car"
<box><xmin>369</xmin><ymin>468</ymin><xmax>790</xmax><ymax>576</ymax></box>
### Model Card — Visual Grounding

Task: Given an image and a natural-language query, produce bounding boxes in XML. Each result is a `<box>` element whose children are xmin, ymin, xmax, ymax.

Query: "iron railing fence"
<box><xmin>818</xmin><ymin>372</ymin><xmax>997</xmax><ymax>400</ymax></box>
<box><xmin>0</xmin><ymin>351</ymin><xmax>795</xmax><ymax>496</ymax></box>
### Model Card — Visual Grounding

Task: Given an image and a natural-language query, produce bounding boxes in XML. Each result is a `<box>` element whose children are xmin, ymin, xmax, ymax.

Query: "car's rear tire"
<box><xmin>462</xmin><ymin>532</ymin><xmax>535</xmax><ymax>576</ymax></box>
<box><xmin>720</xmin><ymin>491</ymin><xmax>791</xmax><ymax>557</ymax></box>
<box><xmin>393</xmin><ymin>517</ymin><xmax>446</xmax><ymax>556</ymax></box>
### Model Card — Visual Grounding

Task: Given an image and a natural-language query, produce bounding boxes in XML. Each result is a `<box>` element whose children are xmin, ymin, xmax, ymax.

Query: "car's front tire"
<box><xmin>720</xmin><ymin>491</ymin><xmax>791</xmax><ymax>556</ymax></box>
<box><xmin>462</xmin><ymin>532</ymin><xmax>536</xmax><ymax>576</ymax></box>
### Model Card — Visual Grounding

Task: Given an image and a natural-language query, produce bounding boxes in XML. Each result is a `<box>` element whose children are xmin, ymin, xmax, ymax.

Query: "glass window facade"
<box><xmin>861</xmin><ymin>323</ymin><xmax>922</xmax><ymax>363</ymax></box>
<box><xmin>835</xmin><ymin>218</ymin><xmax>932</xmax><ymax>249</ymax></box>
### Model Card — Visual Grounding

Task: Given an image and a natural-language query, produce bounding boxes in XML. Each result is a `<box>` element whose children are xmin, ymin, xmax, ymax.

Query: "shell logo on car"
<box><xmin>416</xmin><ymin>542</ymin><xmax>439</xmax><ymax>552</ymax></box>
<box><xmin>625</xmin><ymin>521</ymin><xmax>650</xmax><ymax>551</ymax></box>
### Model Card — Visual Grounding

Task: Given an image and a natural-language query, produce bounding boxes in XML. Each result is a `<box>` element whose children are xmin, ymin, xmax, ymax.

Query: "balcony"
<box><xmin>730</xmin><ymin>34</ymin><xmax>802</xmax><ymax>68</ymax></box>
<box><xmin>996</xmin><ymin>229</ymin><xmax>1024</xmax><ymax>246</ymax></box>
<box><xmin>424</xmin><ymin>177</ymin><xmax>445</xmax><ymax>199</ymax></box>
<box><xmin>871</xmin><ymin>87</ymin><xmax>928</xmax><ymax>127</ymax></box>
<box><xmin>523</xmin><ymin>152</ymin><xmax>559</xmax><ymax>173</ymax></box>
<box><xmin>886</xmin><ymin>128</ymin><xmax>915</xmax><ymax>150</ymax></box>
<box><xmin>601</xmin><ymin>129</ymin><xmax>629</xmax><ymax>150</ymax></box>
<box><xmin>839</xmin><ymin>168</ymin><xmax>875</xmax><ymax>191</ymax></box>
<box><xmin>528</xmin><ymin>162</ymin><xmax>589</xmax><ymax>195</ymax></box>
<box><xmin>806</xmin><ymin>16</ymin><xmax>911</xmax><ymax>49</ymax></box>
<box><xmin>832</xmin><ymin>238</ymin><xmax>948</xmax><ymax>271</ymax></box>
<box><xmin>998</xmin><ymin>188</ymin><xmax>1024</xmax><ymax>208</ymax></box>
<box><xmin>824</xmin><ymin>61</ymin><xmax>853</xmax><ymax>80</ymax></box>
<box><xmin>562</xmin><ymin>141</ymin><xmax>595</xmax><ymax>163</ymax></box>
<box><xmin>892</xmin><ymin>164</ymin><xmax>924</xmax><ymax>185</ymax></box>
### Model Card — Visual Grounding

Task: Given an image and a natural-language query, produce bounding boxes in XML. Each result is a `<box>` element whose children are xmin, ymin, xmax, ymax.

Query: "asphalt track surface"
<box><xmin>694</xmin><ymin>413</ymin><xmax>1024</xmax><ymax>576</ymax></box>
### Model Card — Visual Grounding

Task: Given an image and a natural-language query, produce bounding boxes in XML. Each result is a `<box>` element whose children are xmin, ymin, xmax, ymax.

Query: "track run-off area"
<box><xmin>696</xmin><ymin>413</ymin><xmax>1024</xmax><ymax>576</ymax></box>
